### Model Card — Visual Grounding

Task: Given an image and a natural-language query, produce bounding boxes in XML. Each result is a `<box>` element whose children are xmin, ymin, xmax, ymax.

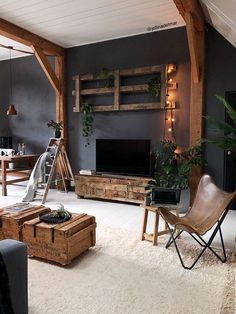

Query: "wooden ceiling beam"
<box><xmin>32</xmin><ymin>45</ymin><xmax>60</xmax><ymax>94</ymax></box>
<box><xmin>0</xmin><ymin>18</ymin><xmax>64</xmax><ymax>56</ymax></box>
<box><xmin>173</xmin><ymin>0</ymin><xmax>204</xmax><ymax>32</ymax></box>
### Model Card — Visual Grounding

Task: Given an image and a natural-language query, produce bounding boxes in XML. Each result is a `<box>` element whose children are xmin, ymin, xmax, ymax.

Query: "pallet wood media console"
<box><xmin>75</xmin><ymin>174</ymin><xmax>150</xmax><ymax>204</ymax></box>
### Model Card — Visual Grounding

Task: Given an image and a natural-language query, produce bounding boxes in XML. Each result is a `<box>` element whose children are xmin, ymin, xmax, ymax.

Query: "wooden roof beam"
<box><xmin>32</xmin><ymin>45</ymin><xmax>60</xmax><ymax>94</ymax></box>
<box><xmin>173</xmin><ymin>0</ymin><xmax>204</xmax><ymax>32</ymax></box>
<box><xmin>0</xmin><ymin>18</ymin><xmax>64</xmax><ymax>56</ymax></box>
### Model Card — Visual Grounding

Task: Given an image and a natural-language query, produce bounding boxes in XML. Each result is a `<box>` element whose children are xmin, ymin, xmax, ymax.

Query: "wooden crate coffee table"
<box><xmin>0</xmin><ymin>204</ymin><xmax>51</xmax><ymax>241</ymax></box>
<box><xmin>23</xmin><ymin>213</ymin><xmax>96</xmax><ymax>265</ymax></box>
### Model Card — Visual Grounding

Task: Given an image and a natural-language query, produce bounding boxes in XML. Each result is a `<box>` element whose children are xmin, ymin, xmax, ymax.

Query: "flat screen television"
<box><xmin>96</xmin><ymin>139</ymin><xmax>151</xmax><ymax>177</ymax></box>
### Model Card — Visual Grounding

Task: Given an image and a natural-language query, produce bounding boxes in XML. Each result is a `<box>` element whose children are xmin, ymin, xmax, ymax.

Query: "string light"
<box><xmin>164</xmin><ymin>64</ymin><xmax>177</xmax><ymax>142</ymax></box>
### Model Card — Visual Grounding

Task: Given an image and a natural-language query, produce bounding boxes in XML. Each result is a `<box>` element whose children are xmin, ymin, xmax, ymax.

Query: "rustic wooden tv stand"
<box><xmin>75</xmin><ymin>174</ymin><xmax>151</xmax><ymax>204</ymax></box>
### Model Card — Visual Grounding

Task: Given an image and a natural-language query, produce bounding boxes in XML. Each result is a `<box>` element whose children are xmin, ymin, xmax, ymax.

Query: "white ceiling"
<box><xmin>200</xmin><ymin>0</ymin><xmax>236</xmax><ymax>48</ymax></box>
<box><xmin>0</xmin><ymin>0</ymin><xmax>235</xmax><ymax>61</ymax></box>
<box><xmin>0</xmin><ymin>0</ymin><xmax>185</xmax><ymax>60</ymax></box>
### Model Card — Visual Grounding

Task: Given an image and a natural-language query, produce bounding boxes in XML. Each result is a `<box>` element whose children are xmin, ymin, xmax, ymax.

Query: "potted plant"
<box><xmin>94</xmin><ymin>68</ymin><xmax>114</xmax><ymax>88</ymax></box>
<box><xmin>203</xmin><ymin>95</ymin><xmax>236</xmax><ymax>151</ymax></box>
<box><xmin>47</xmin><ymin>120</ymin><xmax>63</xmax><ymax>138</ymax></box>
<box><xmin>81</xmin><ymin>102</ymin><xmax>94</xmax><ymax>146</ymax></box>
<box><xmin>146</xmin><ymin>140</ymin><xmax>204</xmax><ymax>205</ymax></box>
<box><xmin>148</xmin><ymin>77</ymin><xmax>162</xmax><ymax>98</ymax></box>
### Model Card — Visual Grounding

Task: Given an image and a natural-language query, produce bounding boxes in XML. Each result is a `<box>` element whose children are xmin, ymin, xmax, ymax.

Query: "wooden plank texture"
<box><xmin>80</xmin><ymin>87</ymin><xmax>114</xmax><ymax>95</ymax></box>
<box><xmin>75</xmin><ymin>174</ymin><xmax>150</xmax><ymax>204</ymax></box>
<box><xmin>0</xmin><ymin>205</ymin><xmax>51</xmax><ymax>241</ymax></box>
<box><xmin>173</xmin><ymin>0</ymin><xmax>205</xmax><ymax>202</ymax></box>
<box><xmin>0</xmin><ymin>18</ymin><xmax>64</xmax><ymax>56</ymax></box>
<box><xmin>23</xmin><ymin>213</ymin><xmax>96</xmax><ymax>265</ymax></box>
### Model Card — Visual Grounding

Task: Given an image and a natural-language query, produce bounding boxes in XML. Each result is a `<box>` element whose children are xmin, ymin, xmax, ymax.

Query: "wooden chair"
<box><xmin>158</xmin><ymin>174</ymin><xmax>236</xmax><ymax>270</ymax></box>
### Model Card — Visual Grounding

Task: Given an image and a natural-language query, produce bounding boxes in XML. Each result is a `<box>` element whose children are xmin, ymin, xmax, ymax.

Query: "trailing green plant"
<box><xmin>81</xmin><ymin>102</ymin><xmax>94</xmax><ymax>146</ymax></box>
<box><xmin>94</xmin><ymin>68</ymin><xmax>114</xmax><ymax>87</ymax></box>
<box><xmin>148</xmin><ymin>140</ymin><xmax>204</xmax><ymax>190</ymax></box>
<box><xmin>148</xmin><ymin>77</ymin><xmax>162</xmax><ymax>97</ymax></box>
<box><xmin>203</xmin><ymin>95</ymin><xmax>236</xmax><ymax>151</ymax></box>
<box><xmin>47</xmin><ymin>120</ymin><xmax>63</xmax><ymax>131</ymax></box>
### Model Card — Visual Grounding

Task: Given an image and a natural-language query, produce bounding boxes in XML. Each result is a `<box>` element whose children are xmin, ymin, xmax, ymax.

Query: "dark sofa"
<box><xmin>0</xmin><ymin>239</ymin><xmax>28</xmax><ymax>314</ymax></box>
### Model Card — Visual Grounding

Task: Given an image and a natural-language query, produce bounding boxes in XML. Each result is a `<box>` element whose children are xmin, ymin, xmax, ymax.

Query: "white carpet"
<box><xmin>28</xmin><ymin>226</ymin><xmax>235</xmax><ymax>314</ymax></box>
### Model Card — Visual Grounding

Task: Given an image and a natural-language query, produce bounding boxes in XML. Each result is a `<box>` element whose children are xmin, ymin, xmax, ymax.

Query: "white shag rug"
<box><xmin>28</xmin><ymin>226</ymin><xmax>235</xmax><ymax>314</ymax></box>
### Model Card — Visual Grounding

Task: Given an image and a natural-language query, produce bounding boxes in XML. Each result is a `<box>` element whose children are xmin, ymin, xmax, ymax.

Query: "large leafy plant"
<box><xmin>203</xmin><ymin>95</ymin><xmax>236</xmax><ymax>151</ymax></box>
<box><xmin>148</xmin><ymin>140</ymin><xmax>203</xmax><ymax>190</ymax></box>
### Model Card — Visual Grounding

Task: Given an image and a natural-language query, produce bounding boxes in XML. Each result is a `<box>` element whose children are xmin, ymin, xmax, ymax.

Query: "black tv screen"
<box><xmin>96</xmin><ymin>139</ymin><xmax>151</xmax><ymax>177</ymax></box>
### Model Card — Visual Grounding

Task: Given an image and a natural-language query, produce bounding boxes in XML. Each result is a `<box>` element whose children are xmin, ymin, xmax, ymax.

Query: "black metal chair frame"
<box><xmin>164</xmin><ymin>208</ymin><xmax>229</xmax><ymax>270</ymax></box>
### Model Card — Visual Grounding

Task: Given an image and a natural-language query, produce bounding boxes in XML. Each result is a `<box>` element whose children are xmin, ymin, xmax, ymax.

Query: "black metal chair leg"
<box><xmin>165</xmin><ymin>220</ymin><xmax>228</xmax><ymax>270</ymax></box>
<box><xmin>166</xmin><ymin>229</ymin><xmax>183</xmax><ymax>248</ymax></box>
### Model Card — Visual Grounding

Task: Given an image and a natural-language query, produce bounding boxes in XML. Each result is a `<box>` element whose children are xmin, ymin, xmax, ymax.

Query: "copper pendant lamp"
<box><xmin>6</xmin><ymin>47</ymin><xmax>17</xmax><ymax>116</ymax></box>
<box><xmin>7</xmin><ymin>104</ymin><xmax>17</xmax><ymax>115</ymax></box>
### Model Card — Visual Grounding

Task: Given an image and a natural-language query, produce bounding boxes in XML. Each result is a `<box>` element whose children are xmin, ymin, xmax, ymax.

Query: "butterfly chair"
<box><xmin>158</xmin><ymin>174</ymin><xmax>236</xmax><ymax>270</ymax></box>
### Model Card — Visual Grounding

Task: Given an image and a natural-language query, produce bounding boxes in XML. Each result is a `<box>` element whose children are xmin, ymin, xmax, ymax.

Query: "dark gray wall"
<box><xmin>0</xmin><ymin>61</ymin><xmax>11</xmax><ymax>135</ymax></box>
<box><xmin>0</xmin><ymin>56</ymin><xmax>55</xmax><ymax>154</ymax></box>
<box><xmin>204</xmin><ymin>25</ymin><xmax>236</xmax><ymax>187</ymax></box>
<box><xmin>66</xmin><ymin>27</ymin><xmax>190</xmax><ymax>172</ymax></box>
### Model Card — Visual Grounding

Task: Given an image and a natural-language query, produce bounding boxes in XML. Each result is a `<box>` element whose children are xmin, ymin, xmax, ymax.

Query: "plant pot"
<box><xmin>54</xmin><ymin>131</ymin><xmax>61</xmax><ymax>138</ymax></box>
<box><xmin>149</xmin><ymin>187</ymin><xmax>181</xmax><ymax>205</ymax></box>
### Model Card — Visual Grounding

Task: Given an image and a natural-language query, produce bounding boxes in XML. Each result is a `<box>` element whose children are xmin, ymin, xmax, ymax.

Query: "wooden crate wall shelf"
<box><xmin>72</xmin><ymin>64</ymin><xmax>176</xmax><ymax>113</ymax></box>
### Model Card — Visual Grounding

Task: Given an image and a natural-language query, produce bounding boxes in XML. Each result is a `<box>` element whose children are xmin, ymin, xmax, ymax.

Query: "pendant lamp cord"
<box><xmin>9</xmin><ymin>48</ymin><xmax>13</xmax><ymax>102</ymax></box>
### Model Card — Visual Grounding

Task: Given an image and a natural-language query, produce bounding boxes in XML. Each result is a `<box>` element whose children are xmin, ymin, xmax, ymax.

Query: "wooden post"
<box><xmin>55</xmin><ymin>55</ymin><xmax>66</xmax><ymax>141</ymax></box>
<box><xmin>173</xmin><ymin>0</ymin><xmax>205</xmax><ymax>201</ymax></box>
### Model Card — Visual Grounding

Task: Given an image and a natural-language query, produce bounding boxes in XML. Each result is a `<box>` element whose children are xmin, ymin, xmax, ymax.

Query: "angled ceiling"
<box><xmin>200</xmin><ymin>0</ymin><xmax>236</xmax><ymax>48</ymax></box>
<box><xmin>0</xmin><ymin>0</ymin><xmax>235</xmax><ymax>61</ymax></box>
<box><xmin>0</xmin><ymin>0</ymin><xmax>184</xmax><ymax>60</ymax></box>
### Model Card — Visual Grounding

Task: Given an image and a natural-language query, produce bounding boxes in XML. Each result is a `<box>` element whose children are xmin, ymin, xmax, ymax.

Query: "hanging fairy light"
<box><xmin>164</xmin><ymin>64</ymin><xmax>177</xmax><ymax>141</ymax></box>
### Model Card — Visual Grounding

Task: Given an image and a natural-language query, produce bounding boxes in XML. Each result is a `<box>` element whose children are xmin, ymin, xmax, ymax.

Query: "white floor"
<box><xmin>2</xmin><ymin>182</ymin><xmax>236</xmax><ymax>251</ymax></box>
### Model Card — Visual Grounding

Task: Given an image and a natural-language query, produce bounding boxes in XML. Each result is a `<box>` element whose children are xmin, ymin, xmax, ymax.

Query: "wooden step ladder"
<box><xmin>40</xmin><ymin>138</ymin><xmax>74</xmax><ymax>204</ymax></box>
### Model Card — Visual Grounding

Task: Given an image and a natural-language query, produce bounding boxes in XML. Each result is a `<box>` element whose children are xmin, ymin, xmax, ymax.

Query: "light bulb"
<box><xmin>168</xmin><ymin>128</ymin><xmax>172</xmax><ymax>132</ymax></box>
<box><xmin>169</xmin><ymin>78</ymin><xmax>173</xmax><ymax>83</ymax></box>
<box><xmin>171</xmin><ymin>118</ymin><xmax>175</xmax><ymax>122</ymax></box>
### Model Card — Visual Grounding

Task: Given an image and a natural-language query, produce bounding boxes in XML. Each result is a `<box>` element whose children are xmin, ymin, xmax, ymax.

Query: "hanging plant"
<box><xmin>94</xmin><ymin>68</ymin><xmax>114</xmax><ymax>87</ymax></box>
<box><xmin>148</xmin><ymin>77</ymin><xmax>162</xmax><ymax>97</ymax></box>
<box><xmin>81</xmin><ymin>102</ymin><xmax>94</xmax><ymax>146</ymax></box>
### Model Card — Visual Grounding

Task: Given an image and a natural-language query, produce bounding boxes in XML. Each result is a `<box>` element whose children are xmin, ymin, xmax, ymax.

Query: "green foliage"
<box><xmin>148</xmin><ymin>77</ymin><xmax>162</xmax><ymax>97</ymax></box>
<box><xmin>203</xmin><ymin>95</ymin><xmax>236</xmax><ymax>151</ymax></box>
<box><xmin>53</xmin><ymin>204</ymin><xmax>70</xmax><ymax>219</ymax></box>
<box><xmin>94</xmin><ymin>68</ymin><xmax>114</xmax><ymax>87</ymax></box>
<box><xmin>148</xmin><ymin>140</ymin><xmax>204</xmax><ymax>190</ymax></box>
<box><xmin>81</xmin><ymin>102</ymin><xmax>94</xmax><ymax>146</ymax></box>
<box><xmin>47</xmin><ymin>120</ymin><xmax>63</xmax><ymax>131</ymax></box>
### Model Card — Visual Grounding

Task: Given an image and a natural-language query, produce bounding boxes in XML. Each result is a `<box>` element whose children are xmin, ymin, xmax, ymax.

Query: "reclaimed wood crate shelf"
<box><xmin>72</xmin><ymin>65</ymin><xmax>175</xmax><ymax>112</ymax></box>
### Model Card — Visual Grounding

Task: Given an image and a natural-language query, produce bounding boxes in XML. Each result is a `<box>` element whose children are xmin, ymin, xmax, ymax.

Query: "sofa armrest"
<box><xmin>0</xmin><ymin>239</ymin><xmax>28</xmax><ymax>314</ymax></box>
